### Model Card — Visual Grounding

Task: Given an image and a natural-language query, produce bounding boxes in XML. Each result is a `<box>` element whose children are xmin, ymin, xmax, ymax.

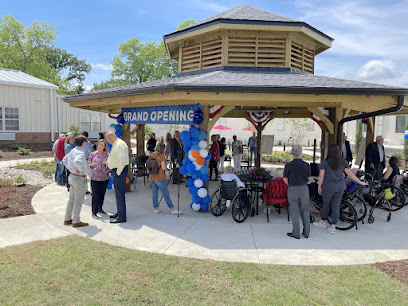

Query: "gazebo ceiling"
<box><xmin>64</xmin><ymin>67</ymin><xmax>408</xmax><ymax>116</ymax></box>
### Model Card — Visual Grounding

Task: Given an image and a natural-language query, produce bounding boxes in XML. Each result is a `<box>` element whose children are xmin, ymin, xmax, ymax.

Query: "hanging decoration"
<box><xmin>179</xmin><ymin>126</ymin><xmax>211</xmax><ymax>211</ymax></box>
<box><xmin>193</xmin><ymin>103</ymin><xmax>204</xmax><ymax>125</ymax></box>
<box><xmin>248</xmin><ymin>111</ymin><xmax>271</xmax><ymax>123</ymax></box>
<box><xmin>311</xmin><ymin>107</ymin><xmax>329</xmax><ymax>124</ymax></box>
<box><xmin>210</xmin><ymin>105</ymin><xmax>224</xmax><ymax>118</ymax></box>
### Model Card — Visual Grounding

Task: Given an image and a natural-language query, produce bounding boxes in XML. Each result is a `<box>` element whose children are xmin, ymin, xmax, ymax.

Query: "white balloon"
<box><xmin>198</xmin><ymin>140</ymin><xmax>207</xmax><ymax>149</ymax></box>
<box><xmin>199</xmin><ymin>149</ymin><xmax>208</xmax><ymax>158</ymax></box>
<box><xmin>192</xmin><ymin>161</ymin><xmax>202</xmax><ymax>170</ymax></box>
<box><xmin>194</xmin><ymin>179</ymin><xmax>203</xmax><ymax>188</ymax></box>
<box><xmin>192</xmin><ymin>203</ymin><xmax>201</xmax><ymax>211</ymax></box>
<box><xmin>197</xmin><ymin>188</ymin><xmax>208</xmax><ymax>198</ymax></box>
<box><xmin>188</xmin><ymin>152</ymin><xmax>196</xmax><ymax>161</ymax></box>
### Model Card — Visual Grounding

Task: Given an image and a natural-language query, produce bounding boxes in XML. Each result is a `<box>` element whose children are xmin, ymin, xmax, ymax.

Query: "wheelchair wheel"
<box><xmin>231</xmin><ymin>193</ymin><xmax>250</xmax><ymax>223</ymax></box>
<box><xmin>349</xmin><ymin>195</ymin><xmax>367</xmax><ymax>222</ymax></box>
<box><xmin>368</xmin><ymin>215</ymin><xmax>374</xmax><ymax>223</ymax></box>
<box><xmin>389</xmin><ymin>186</ymin><xmax>406</xmax><ymax>211</ymax></box>
<box><xmin>210</xmin><ymin>189</ymin><xmax>227</xmax><ymax>217</ymax></box>
<box><xmin>387</xmin><ymin>213</ymin><xmax>391</xmax><ymax>222</ymax></box>
<box><xmin>335</xmin><ymin>200</ymin><xmax>358</xmax><ymax>231</ymax></box>
<box><xmin>310</xmin><ymin>215</ymin><xmax>315</xmax><ymax>223</ymax></box>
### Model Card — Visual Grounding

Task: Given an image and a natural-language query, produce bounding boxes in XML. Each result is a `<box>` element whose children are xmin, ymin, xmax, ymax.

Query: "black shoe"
<box><xmin>173</xmin><ymin>181</ymin><xmax>178</xmax><ymax>184</ymax></box>
<box><xmin>109</xmin><ymin>213</ymin><xmax>118</xmax><ymax>219</ymax></box>
<box><xmin>287</xmin><ymin>233</ymin><xmax>300</xmax><ymax>239</ymax></box>
<box><xmin>86</xmin><ymin>191</ymin><xmax>91</xmax><ymax>194</ymax></box>
<box><xmin>110</xmin><ymin>218</ymin><xmax>127</xmax><ymax>223</ymax></box>
<box><xmin>302</xmin><ymin>232</ymin><xmax>309</xmax><ymax>238</ymax></box>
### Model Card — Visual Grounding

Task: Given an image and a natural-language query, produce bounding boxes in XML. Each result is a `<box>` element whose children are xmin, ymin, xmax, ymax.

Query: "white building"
<box><xmin>0</xmin><ymin>68</ymin><xmax>115</xmax><ymax>145</ymax></box>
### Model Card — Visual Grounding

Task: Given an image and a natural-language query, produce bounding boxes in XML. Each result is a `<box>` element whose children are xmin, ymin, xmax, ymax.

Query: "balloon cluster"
<box><xmin>179</xmin><ymin>126</ymin><xmax>211</xmax><ymax>211</ymax></box>
<box><xmin>193</xmin><ymin>104</ymin><xmax>204</xmax><ymax>125</ymax></box>
<box><xmin>405</xmin><ymin>130</ymin><xmax>408</xmax><ymax>140</ymax></box>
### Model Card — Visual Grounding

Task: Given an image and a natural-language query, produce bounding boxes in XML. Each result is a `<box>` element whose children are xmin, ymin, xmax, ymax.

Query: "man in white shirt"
<box><xmin>62</xmin><ymin>135</ymin><xmax>89</xmax><ymax>227</ymax></box>
<box><xmin>106</xmin><ymin>132</ymin><xmax>129</xmax><ymax>223</ymax></box>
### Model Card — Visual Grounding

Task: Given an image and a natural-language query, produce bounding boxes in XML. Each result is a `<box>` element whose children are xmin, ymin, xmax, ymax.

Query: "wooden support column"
<box><xmin>122</xmin><ymin>123</ymin><xmax>131</xmax><ymax>192</ymax></box>
<box><xmin>327</xmin><ymin>107</ymin><xmax>344</xmax><ymax>147</ymax></box>
<box><xmin>366</xmin><ymin>117</ymin><xmax>376</xmax><ymax>149</ymax></box>
<box><xmin>199</xmin><ymin>105</ymin><xmax>210</xmax><ymax>190</ymax></box>
<box><xmin>136</xmin><ymin>124</ymin><xmax>145</xmax><ymax>156</ymax></box>
<box><xmin>256</xmin><ymin>123</ymin><xmax>262</xmax><ymax>168</ymax></box>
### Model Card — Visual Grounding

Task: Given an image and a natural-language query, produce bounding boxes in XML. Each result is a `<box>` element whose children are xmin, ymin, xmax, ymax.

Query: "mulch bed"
<box><xmin>0</xmin><ymin>185</ymin><xmax>42</xmax><ymax>218</ymax></box>
<box><xmin>375</xmin><ymin>260</ymin><xmax>408</xmax><ymax>286</ymax></box>
<box><xmin>0</xmin><ymin>144</ymin><xmax>54</xmax><ymax>161</ymax></box>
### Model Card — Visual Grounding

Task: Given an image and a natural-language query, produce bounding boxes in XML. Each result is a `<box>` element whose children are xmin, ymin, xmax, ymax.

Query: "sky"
<box><xmin>2</xmin><ymin>0</ymin><xmax>408</xmax><ymax>91</ymax></box>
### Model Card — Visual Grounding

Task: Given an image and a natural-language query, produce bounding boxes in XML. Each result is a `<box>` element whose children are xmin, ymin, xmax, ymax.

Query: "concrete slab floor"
<box><xmin>0</xmin><ymin>175</ymin><xmax>407</xmax><ymax>266</ymax></box>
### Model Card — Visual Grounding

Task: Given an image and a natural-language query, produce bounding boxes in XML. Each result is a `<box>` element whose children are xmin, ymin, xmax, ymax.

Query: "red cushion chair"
<box><xmin>261</xmin><ymin>178</ymin><xmax>289</xmax><ymax>222</ymax></box>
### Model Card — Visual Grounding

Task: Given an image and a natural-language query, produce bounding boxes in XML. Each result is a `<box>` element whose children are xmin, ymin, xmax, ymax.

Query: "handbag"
<box><xmin>384</xmin><ymin>188</ymin><xmax>395</xmax><ymax>200</ymax></box>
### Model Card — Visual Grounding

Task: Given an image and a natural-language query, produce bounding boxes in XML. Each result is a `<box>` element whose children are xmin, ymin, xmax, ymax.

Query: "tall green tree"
<box><xmin>111</xmin><ymin>39</ymin><xmax>177</xmax><ymax>84</ymax></box>
<box><xmin>92</xmin><ymin>79</ymin><xmax>132</xmax><ymax>91</ymax></box>
<box><xmin>176</xmin><ymin>19</ymin><xmax>196</xmax><ymax>30</ymax></box>
<box><xmin>0</xmin><ymin>15</ymin><xmax>92</xmax><ymax>94</ymax></box>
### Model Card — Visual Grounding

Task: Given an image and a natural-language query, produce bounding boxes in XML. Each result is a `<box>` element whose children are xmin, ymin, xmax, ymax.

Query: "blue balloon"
<box><xmin>202</xmin><ymin>195</ymin><xmax>211</xmax><ymax>204</ymax></box>
<box><xmin>183</xmin><ymin>145</ymin><xmax>191</xmax><ymax>153</ymax></box>
<box><xmin>190</xmin><ymin>126</ymin><xmax>199</xmax><ymax>138</ymax></box>
<box><xmin>191</xmin><ymin>138</ymin><xmax>199</xmax><ymax>145</ymax></box>
<box><xmin>200</xmin><ymin>167</ymin><xmax>209</xmax><ymax>175</ymax></box>
<box><xmin>190</xmin><ymin>202</ymin><xmax>194</xmax><ymax>209</ymax></box>
<box><xmin>187</xmin><ymin>171</ymin><xmax>193</xmax><ymax>177</ymax></box>
<box><xmin>192</xmin><ymin>170</ymin><xmax>202</xmax><ymax>180</ymax></box>
<box><xmin>180</xmin><ymin>131</ymin><xmax>190</xmax><ymax>140</ymax></box>
<box><xmin>200</xmin><ymin>203</ymin><xmax>209</xmax><ymax>211</ymax></box>
<box><xmin>191</xmin><ymin>145</ymin><xmax>200</xmax><ymax>151</ymax></box>
<box><xmin>183</xmin><ymin>138</ymin><xmax>192</xmax><ymax>146</ymax></box>
<box><xmin>115</xmin><ymin>124</ymin><xmax>122</xmax><ymax>131</ymax></box>
<box><xmin>193</xmin><ymin>195</ymin><xmax>201</xmax><ymax>204</ymax></box>
<box><xmin>189</xmin><ymin>186</ymin><xmax>198</xmax><ymax>195</ymax></box>
<box><xmin>405</xmin><ymin>134</ymin><xmax>408</xmax><ymax>140</ymax></box>
<box><xmin>201</xmin><ymin>174</ymin><xmax>210</xmax><ymax>182</ymax></box>
<box><xmin>110</xmin><ymin>123</ymin><xmax>116</xmax><ymax>128</ymax></box>
<box><xmin>206</xmin><ymin>153</ymin><xmax>211</xmax><ymax>160</ymax></box>
<box><xmin>179</xmin><ymin>165</ymin><xmax>187</xmax><ymax>175</ymax></box>
<box><xmin>107</xmin><ymin>142</ymin><xmax>112</xmax><ymax>150</ymax></box>
<box><xmin>187</xmin><ymin>163</ymin><xmax>196</xmax><ymax>173</ymax></box>
<box><xmin>198</xmin><ymin>131</ymin><xmax>207</xmax><ymax>140</ymax></box>
<box><xmin>186</xmin><ymin>178</ymin><xmax>195</xmax><ymax>187</ymax></box>
<box><xmin>182</xmin><ymin>157</ymin><xmax>190</xmax><ymax>165</ymax></box>
<box><xmin>115</xmin><ymin>131</ymin><xmax>122</xmax><ymax>138</ymax></box>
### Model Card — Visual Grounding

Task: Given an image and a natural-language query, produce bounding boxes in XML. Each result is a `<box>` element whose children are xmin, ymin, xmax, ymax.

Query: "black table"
<box><xmin>238</xmin><ymin>174</ymin><xmax>270</xmax><ymax>215</ymax></box>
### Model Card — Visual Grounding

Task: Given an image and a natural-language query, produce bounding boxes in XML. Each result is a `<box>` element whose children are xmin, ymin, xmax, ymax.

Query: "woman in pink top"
<box><xmin>88</xmin><ymin>139</ymin><xmax>110</xmax><ymax>219</ymax></box>
<box><xmin>209</xmin><ymin>134</ymin><xmax>220</xmax><ymax>181</ymax></box>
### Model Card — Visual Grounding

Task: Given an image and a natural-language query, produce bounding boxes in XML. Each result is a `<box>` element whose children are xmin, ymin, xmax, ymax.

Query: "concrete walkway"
<box><xmin>1</xmin><ymin>173</ymin><xmax>407</xmax><ymax>266</ymax></box>
<box><xmin>0</xmin><ymin>157</ymin><xmax>54</xmax><ymax>168</ymax></box>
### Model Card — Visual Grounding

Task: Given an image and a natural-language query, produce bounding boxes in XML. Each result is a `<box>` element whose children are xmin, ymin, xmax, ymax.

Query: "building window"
<box><xmin>0</xmin><ymin>107</ymin><xmax>19</xmax><ymax>131</ymax></box>
<box><xmin>396</xmin><ymin>115</ymin><xmax>407</xmax><ymax>133</ymax></box>
<box><xmin>277</xmin><ymin>119</ymin><xmax>285</xmax><ymax>131</ymax></box>
<box><xmin>80</xmin><ymin>111</ymin><xmax>102</xmax><ymax>132</ymax></box>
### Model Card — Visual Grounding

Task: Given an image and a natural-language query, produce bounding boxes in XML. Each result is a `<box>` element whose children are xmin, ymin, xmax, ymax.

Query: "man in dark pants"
<box><xmin>106</xmin><ymin>132</ymin><xmax>129</xmax><ymax>223</ymax></box>
<box><xmin>283</xmin><ymin>145</ymin><xmax>311</xmax><ymax>239</ymax></box>
<box><xmin>341</xmin><ymin>133</ymin><xmax>353</xmax><ymax>166</ymax></box>
<box><xmin>365</xmin><ymin>135</ymin><xmax>385</xmax><ymax>180</ymax></box>
<box><xmin>170</xmin><ymin>131</ymin><xmax>184</xmax><ymax>184</ymax></box>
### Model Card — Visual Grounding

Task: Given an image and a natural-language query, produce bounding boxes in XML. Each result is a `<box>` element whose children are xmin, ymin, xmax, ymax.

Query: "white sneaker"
<box><xmin>226</xmin><ymin>200</ymin><xmax>231</xmax><ymax>208</ymax></box>
<box><xmin>154</xmin><ymin>208</ymin><xmax>161</xmax><ymax>214</ymax></box>
<box><xmin>328</xmin><ymin>227</ymin><xmax>336</xmax><ymax>234</ymax></box>
<box><xmin>263</xmin><ymin>208</ymin><xmax>271</xmax><ymax>214</ymax></box>
<box><xmin>171</xmin><ymin>209</ymin><xmax>183</xmax><ymax>214</ymax></box>
<box><xmin>313</xmin><ymin>221</ymin><xmax>328</xmax><ymax>229</ymax></box>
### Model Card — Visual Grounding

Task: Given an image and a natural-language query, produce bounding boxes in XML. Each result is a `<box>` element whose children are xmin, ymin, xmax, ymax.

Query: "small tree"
<box><xmin>288</xmin><ymin>119</ymin><xmax>313</xmax><ymax>145</ymax></box>
<box><xmin>355</xmin><ymin>119</ymin><xmax>363</xmax><ymax>154</ymax></box>
<box><xmin>69</xmin><ymin>125</ymin><xmax>80</xmax><ymax>134</ymax></box>
<box><xmin>144</xmin><ymin>124</ymin><xmax>153</xmax><ymax>140</ymax></box>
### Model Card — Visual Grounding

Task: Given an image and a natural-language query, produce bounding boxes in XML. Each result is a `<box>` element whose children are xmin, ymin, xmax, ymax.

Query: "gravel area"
<box><xmin>0</xmin><ymin>167</ymin><xmax>53</xmax><ymax>186</ymax></box>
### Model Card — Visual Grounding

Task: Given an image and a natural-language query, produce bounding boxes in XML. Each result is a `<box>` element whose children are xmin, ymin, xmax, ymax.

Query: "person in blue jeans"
<box><xmin>149</xmin><ymin>142</ymin><xmax>182</xmax><ymax>215</ymax></box>
<box><xmin>248</xmin><ymin>132</ymin><xmax>257</xmax><ymax>167</ymax></box>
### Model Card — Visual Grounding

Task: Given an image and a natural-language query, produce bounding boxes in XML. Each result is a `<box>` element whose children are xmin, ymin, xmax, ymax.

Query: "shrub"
<box><xmin>34</xmin><ymin>153</ymin><xmax>43</xmax><ymax>157</ymax></box>
<box><xmin>0</xmin><ymin>150</ymin><xmax>3</xmax><ymax>158</ymax></box>
<box><xmin>14</xmin><ymin>174</ymin><xmax>27</xmax><ymax>186</ymax></box>
<box><xmin>15</xmin><ymin>162</ymin><xmax>22</xmax><ymax>169</ymax></box>
<box><xmin>9</xmin><ymin>144</ymin><xmax>22</xmax><ymax>150</ymax></box>
<box><xmin>0</xmin><ymin>178</ymin><xmax>14</xmax><ymax>187</ymax></box>
<box><xmin>18</xmin><ymin>148</ymin><xmax>31</xmax><ymax>155</ymax></box>
<box><xmin>41</xmin><ymin>167</ymin><xmax>55</xmax><ymax>179</ymax></box>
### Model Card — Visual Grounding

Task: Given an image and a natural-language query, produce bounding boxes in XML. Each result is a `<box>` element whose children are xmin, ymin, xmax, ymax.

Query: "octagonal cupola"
<box><xmin>164</xmin><ymin>5</ymin><xmax>333</xmax><ymax>74</ymax></box>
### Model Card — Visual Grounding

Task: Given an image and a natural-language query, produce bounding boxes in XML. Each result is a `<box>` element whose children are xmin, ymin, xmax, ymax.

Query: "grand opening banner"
<box><xmin>122</xmin><ymin>104</ymin><xmax>200</xmax><ymax>125</ymax></box>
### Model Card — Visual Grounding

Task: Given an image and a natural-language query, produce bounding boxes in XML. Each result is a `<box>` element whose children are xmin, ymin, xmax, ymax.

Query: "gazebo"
<box><xmin>64</xmin><ymin>5</ymin><xmax>408</xmax><ymax>190</ymax></box>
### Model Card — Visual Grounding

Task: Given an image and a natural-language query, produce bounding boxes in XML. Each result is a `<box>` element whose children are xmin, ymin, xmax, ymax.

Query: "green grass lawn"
<box><xmin>1</xmin><ymin>236</ymin><xmax>407</xmax><ymax>305</ymax></box>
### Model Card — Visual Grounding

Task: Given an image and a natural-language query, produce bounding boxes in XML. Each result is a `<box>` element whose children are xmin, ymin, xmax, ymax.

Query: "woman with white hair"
<box><xmin>283</xmin><ymin>145</ymin><xmax>311</xmax><ymax>239</ymax></box>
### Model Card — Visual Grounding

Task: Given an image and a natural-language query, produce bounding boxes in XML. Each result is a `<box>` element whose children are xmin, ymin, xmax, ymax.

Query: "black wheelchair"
<box><xmin>210</xmin><ymin>180</ymin><xmax>254</xmax><ymax>223</ymax></box>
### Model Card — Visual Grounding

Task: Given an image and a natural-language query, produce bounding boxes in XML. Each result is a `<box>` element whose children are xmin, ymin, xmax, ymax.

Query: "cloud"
<box><xmin>357</xmin><ymin>60</ymin><xmax>397</xmax><ymax>80</ymax></box>
<box><xmin>92</xmin><ymin>63</ymin><xmax>113</xmax><ymax>71</ymax></box>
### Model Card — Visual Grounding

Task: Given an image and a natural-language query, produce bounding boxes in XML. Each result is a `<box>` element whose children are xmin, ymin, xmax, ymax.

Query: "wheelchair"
<box><xmin>210</xmin><ymin>180</ymin><xmax>255</xmax><ymax>223</ymax></box>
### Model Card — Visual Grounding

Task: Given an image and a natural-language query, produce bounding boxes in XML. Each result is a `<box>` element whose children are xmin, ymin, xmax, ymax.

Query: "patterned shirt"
<box><xmin>88</xmin><ymin>151</ymin><xmax>110</xmax><ymax>181</ymax></box>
